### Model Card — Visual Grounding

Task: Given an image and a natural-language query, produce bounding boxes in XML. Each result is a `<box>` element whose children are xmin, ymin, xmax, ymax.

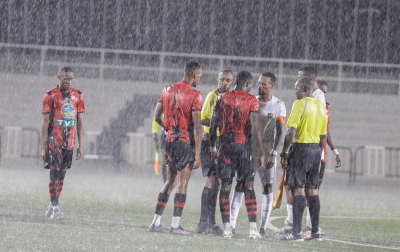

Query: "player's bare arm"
<box><xmin>280</xmin><ymin>127</ymin><xmax>296</xmax><ymax>169</ymax></box>
<box><xmin>192</xmin><ymin>110</ymin><xmax>203</xmax><ymax>169</ymax></box>
<box><xmin>327</xmin><ymin>130</ymin><xmax>341</xmax><ymax>168</ymax></box>
<box><xmin>209</xmin><ymin>110</ymin><xmax>219</xmax><ymax>161</ymax></box>
<box><xmin>250</xmin><ymin>111</ymin><xmax>266</xmax><ymax>171</ymax></box>
<box><xmin>41</xmin><ymin>114</ymin><xmax>50</xmax><ymax>161</ymax></box>
<box><xmin>266</xmin><ymin>118</ymin><xmax>285</xmax><ymax>169</ymax></box>
<box><xmin>154</xmin><ymin>102</ymin><xmax>164</xmax><ymax>129</ymax></box>
<box><xmin>76</xmin><ymin>112</ymin><xmax>84</xmax><ymax>160</ymax></box>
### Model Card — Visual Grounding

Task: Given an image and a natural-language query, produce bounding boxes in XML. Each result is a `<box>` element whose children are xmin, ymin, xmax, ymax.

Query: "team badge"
<box><xmin>268</xmin><ymin>113</ymin><xmax>273</xmax><ymax>118</ymax></box>
<box><xmin>61</xmin><ymin>103</ymin><xmax>74</xmax><ymax>119</ymax></box>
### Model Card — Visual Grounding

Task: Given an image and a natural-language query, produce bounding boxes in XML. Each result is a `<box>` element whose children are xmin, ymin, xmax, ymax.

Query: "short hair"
<box><xmin>184</xmin><ymin>61</ymin><xmax>201</xmax><ymax>76</ymax></box>
<box><xmin>297</xmin><ymin>76</ymin><xmax>314</xmax><ymax>92</ymax></box>
<box><xmin>299</xmin><ymin>65</ymin><xmax>318</xmax><ymax>77</ymax></box>
<box><xmin>317</xmin><ymin>79</ymin><xmax>328</xmax><ymax>87</ymax></box>
<box><xmin>58</xmin><ymin>66</ymin><xmax>73</xmax><ymax>75</ymax></box>
<box><xmin>221</xmin><ymin>69</ymin><xmax>234</xmax><ymax>77</ymax></box>
<box><xmin>235</xmin><ymin>71</ymin><xmax>253</xmax><ymax>89</ymax></box>
<box><xmin>261</xmin><ymin>72</ymin><xmax>276</xmax><ymax>84</ymax></box>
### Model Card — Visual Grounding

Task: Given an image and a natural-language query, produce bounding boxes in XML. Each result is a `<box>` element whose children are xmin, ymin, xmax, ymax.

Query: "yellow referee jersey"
<box><xmin>286</xmin><ymin>97</ymin><xmax>327</xmax><ymax>143</ymax></box>
<box><xmin>201</xmin><ymin>89</ymin><xmax>220</xmax><ymax>135</ymax></box>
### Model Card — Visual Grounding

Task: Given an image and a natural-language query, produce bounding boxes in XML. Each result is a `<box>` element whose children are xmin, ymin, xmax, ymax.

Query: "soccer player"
<box><xmin>196</xmin><ymin>70</ymin><xmax>234</xmax><ymax>235</ymax></box>
<box><xmin>229</xmin><ymin>72</ymin><xmax>286</xmax><ymax>237</ymax></box>
<box><xmin>152</xmin><ymin>110</ymin><xmax>167</xmax><ymax>183</ymax></box>
<box><xmin>209</xmin><ymin>70</ymin><xmax>265</xmax><ymax>239</ymax></box>
<box><xmin>279</xmin><ymin>76</ymin><xmax>327</xmax><ymax>241</ymax></box>
<box><xmin>302</xmin><ymin>79</ymin><xmax>342</xmax><ymax>237</ymax></box>
<box><xmin>148</xmin><ymin>61</ymin><xmax>203</xmax><ymax>235</ymax></box>
<box><xmin>41</xmin><ymin>66</ymin><xmax>85</xmax><ymax>219</ymax></box>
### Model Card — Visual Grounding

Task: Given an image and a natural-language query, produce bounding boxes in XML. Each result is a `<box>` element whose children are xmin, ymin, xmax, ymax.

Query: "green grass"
<box><xmin>1</xmin><ymin>159</ymin><xmax>399</xmax><ymax>251</ymax></box>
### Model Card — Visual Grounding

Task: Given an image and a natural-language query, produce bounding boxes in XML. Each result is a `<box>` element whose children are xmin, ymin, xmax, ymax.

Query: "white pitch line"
<box><xmin>267</xmin><ymin>216</ymin><xmax>400</xmax><ymax>250</ymax></box>
<box><xmin>324</xmin><ymin>238</ymin><xmax>400</xmax><ymax>251</ymax></box>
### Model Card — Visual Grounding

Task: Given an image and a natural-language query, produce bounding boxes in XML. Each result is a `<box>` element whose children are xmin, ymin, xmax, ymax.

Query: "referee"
<box><xmin>279</xmin><ymin>76</ymin><xmax>327</xmax><ymax>241</ymax></box>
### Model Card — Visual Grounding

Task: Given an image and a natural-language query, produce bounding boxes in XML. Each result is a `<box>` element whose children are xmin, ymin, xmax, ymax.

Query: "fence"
<box><xmin>0</xmin><ymin>126</ymin><xmax>40</xmax><ymax>161</ymax></box>
<box><xmin>2</xmin><ymin>126</ymin><xmax>400</xmax><ymax>181</ymax></box>
<box><xmin>1</xmin><ymin>43</ymin><xmax>399</xmax><ymax>95</ymax></box>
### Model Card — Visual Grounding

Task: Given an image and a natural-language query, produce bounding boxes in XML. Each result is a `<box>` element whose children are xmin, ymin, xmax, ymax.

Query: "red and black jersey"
<box><xmin>214</xmin><ymin>90</ymin><xmax>259</xmax><ymax>145</ymax></box>
<box><xmin>159</xmin><ymin>81</ymin><xmax>202</xmax><ymax>144</ymax></box>
<box><xmin>42</xmin><ymin>86</ymin><xmax>85</xmax><ymax>150</ymax></box>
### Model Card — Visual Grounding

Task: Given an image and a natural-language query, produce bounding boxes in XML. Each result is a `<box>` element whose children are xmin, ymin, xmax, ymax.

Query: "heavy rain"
<box><xmin>0</xmin><ymin>0</ymin><xmax>399</xmax><ymax>251</ymax></box>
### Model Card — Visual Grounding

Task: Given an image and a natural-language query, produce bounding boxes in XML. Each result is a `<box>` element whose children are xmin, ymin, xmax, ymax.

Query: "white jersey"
<box><xmin>313</xmin><ymin>89</ymin><xmax>326</xmax><ymax>107</ymax></box>
<box><xmin>252</xmin><ymin>95</ymin><xmax>286</xmax><ymax>157</ymax></box>
<box><xmin>252</xmin><ymin>95</ymin><xmax>286</xmax><ymax>184</ymax></box>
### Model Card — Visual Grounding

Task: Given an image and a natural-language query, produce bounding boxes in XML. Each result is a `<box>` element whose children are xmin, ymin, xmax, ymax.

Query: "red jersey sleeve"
<box><xmin>77</xmin><ymin>92</ymin><xmax>86</xmax><ymax>113</ymax></box>
<box><xmin>250</xmin><ymin>96</ymin><xmax>259</xmax><ymax>113</ymax></box>
<box><xmin>192</xmin><ymin>91</ymin><xmax>202</xmax><ymax>111</ymax></box>
<box><xmin>42</xmin><ymin>93</ymin><xmax>53</xmax><ymax>114</ymax></box>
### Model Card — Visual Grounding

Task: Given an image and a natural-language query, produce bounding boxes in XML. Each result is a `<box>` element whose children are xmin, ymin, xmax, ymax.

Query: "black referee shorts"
<box><xmin>286</xmin><ymin>143</ymin><xmax>321</xmax><ymax>190</ymax></box>
<box><xmin>200</xmin><ymin>134</ymin><xmax>219</xmax><ymax>177</ymax></box>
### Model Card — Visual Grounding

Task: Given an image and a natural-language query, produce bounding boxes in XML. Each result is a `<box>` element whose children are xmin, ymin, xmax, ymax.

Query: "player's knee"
<box><xmin>235</xmin><ymin>181</ymin><xmax>245</xmax><ymax>192</ymax></box>
<box><xmin>262</xmin><ymin>183</ymin><xmax>272</xmax><ymax>194</ymax></box>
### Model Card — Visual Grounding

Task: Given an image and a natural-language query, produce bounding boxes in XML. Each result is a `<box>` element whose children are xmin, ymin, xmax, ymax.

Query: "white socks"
<box><xmin>260</xmin><ymin>192</ymin><xmax>273</xmax><ymax>230</ymax></box>
<box><xmin>171</xmin><ymin>216</ymin><xmax>180</xmax><ymax>229</ymax></box>
<box><xmin>287</xmin><ymin>204</ymin><xmax>293</xmax><ymax>224</ymax></box>
<box><xmin>230</xmin><ymin>191</ymin><xmax>244</xmax><ymax>229</ymax></box>
<box><xmin>152</xmin><ymin>214</ymin><xmax>161</xmax><ymax>226</ymax></box>
<box><xmin>306</xmin><ymin>206</ymin><xmax>312</xmax><ymax>228</ymax></box>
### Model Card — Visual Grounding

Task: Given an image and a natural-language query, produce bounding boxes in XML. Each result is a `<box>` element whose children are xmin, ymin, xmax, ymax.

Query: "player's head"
<box><xmin>298</xmin><ymin>65</ymin><xmax>318</xmax><ymax>92</ymax></box>
<box><xmin>298</xmin><ymin>65</ymin><xmax>318</xmax><ymax>79</ymax></box>
<box><xmin>235</xmin><ymin>70</ymin><xmax>253</xmax><ymax>93</ymax></box>
<box><xmin>258</xmin><ymin>72</ymin><xmax>276</xmax><ymax>96</ymax></box>
<box><xmin>57</xmin><ymin>67</ymin><xmax>74</xmax><ymax>91</ymax></box>
<box><xmin>295</xmin><ymin>76</ymin><xmax>313</xmax><ymax>100</ymax></box>
<box><xmin>184</xmin><ymin>61</ymin><xmax>202</xmax><ymax>87</ymax></box>
<box><xmin>217</xmin><ymin>69</ymin><xmax>234</xmax><ymax>94</ymax></box>
<box><xmin>317</xmin><ymin>79</ymin><xmax>328</xmax><ymax>97</ymax></box>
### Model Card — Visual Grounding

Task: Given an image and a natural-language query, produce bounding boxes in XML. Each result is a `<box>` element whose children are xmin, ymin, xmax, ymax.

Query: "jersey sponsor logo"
<box><xmin>61</xmin><ymin>103</ymin><xmax>74</xmax><ymax>119</ymax></box>
<box><xmin>56</xmin><ymin>119</ymin><xmax>75</xmax><ymax>127</ymax></box>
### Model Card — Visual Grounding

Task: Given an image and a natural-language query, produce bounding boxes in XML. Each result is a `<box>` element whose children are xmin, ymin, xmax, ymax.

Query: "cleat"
<box><xmin>223</xmin><ymin>226</ymin><xmax>233</xmax><ymax>238</ymax></box>
<box><xmin>277</xmin><ymin>221</ymin><xmax>293</xmax><ymax>234</ymax></box>
<box><xmin>278</xmin><ymin>232</ymin><xmax>304</xmax><ymax>241</ymax></box>
<box><xmin>259</xmin><ymin>228</ymin><xmax>267</xmax><ymax>238</ymax></box>
<box><xmin>304</xmin><ymin>231</ymin><xmax>322</xmax><ymax>241</ymax></box>
<box><xmin>249</xmin><ymin>227</ymin><xmax>262</xmax><ymax>239</ymax></box>
<box><xmin>196</xmin><ymin>223</ymin><xmax>208</xmax><ymax>234</ymax></box>
<box><xmin>205</xmin><ymin>224</ymin><xmax>223</xmax><ymax>236</ymax></box>
<box><xmin>50</xmin><ymin>210</ymin><xmax>63</xmax><ymax>220</ymax></box>
<box><xmin>169</xmin><ymin>226</ymin><xmax>191</xmax><ymax>235</ymax></box>
<box><xmin>301</xmin><ymin>225</ymin><xmax>312</xmax><ymax>238</ymax></box>
<box><xmin>45</xmin><ymin>202</ymin><xmax>53</xmax><ymax>217</ymax></box>
<box><xmin>148</xmin><ymin>224</ymin><xmax>166</xmax><ymax>233</ymax></box>
<box><xmin>319</xmin><ymin>226</ymin><xmax>324</xmax><ymax>236</ymax></box>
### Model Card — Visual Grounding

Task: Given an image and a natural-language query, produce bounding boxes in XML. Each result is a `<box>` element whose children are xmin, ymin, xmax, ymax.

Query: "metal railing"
<box><xmin>1</xmin><ymin>43</ymin><xmax>399</xmax><ymax>95</ymax></box>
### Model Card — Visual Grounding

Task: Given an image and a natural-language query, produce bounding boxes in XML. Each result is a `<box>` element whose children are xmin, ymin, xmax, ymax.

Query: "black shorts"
<box><xmin>217</xmin><ymin>144</ymin><xmax>253</xmax><ymax>184</ymax></box>
<box><xmin>286</xmin><ymin>143</ymin><xmax>321</xmax><ymax>189</ymax></box>
<box><xmin>44</xmin><ymin>142</ymin><xmax>73</xmax><ymax>169</ymax></box>
<box><xmin>159</xmin><ymin>132</ymin><xmax>167</xmax><ymax>153</ymax></box>
<box><xmin>165</xmin><ymin>139</ymin><xmax>195</xmax><ymax>172</ymax></box>
<box><xmin>200</xmin><ymin>134</ymin><xmax>219</xmax><ymax>177</ymax></box>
